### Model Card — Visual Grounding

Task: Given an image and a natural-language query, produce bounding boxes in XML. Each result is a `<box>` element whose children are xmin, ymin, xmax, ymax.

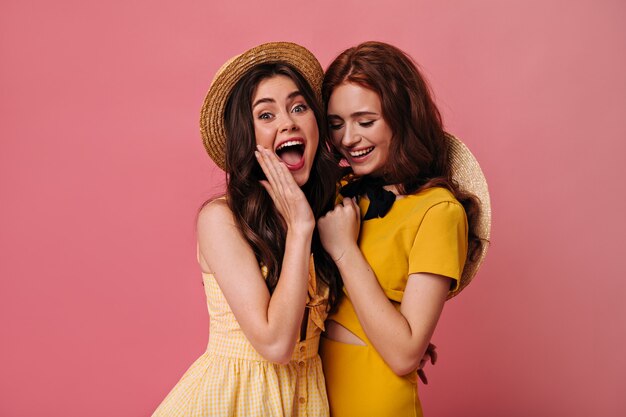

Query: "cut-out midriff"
<box><xmin>324</xmin><ymin>320</ymin><xmax>366</xmax><ymax>346</ymax></box>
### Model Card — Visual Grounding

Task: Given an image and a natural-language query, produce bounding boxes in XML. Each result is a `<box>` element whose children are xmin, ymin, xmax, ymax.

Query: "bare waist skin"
<box><xmin>324</xmin><ymin>320</ymin><xmax>366</xmax><ymax>346</ymax></box>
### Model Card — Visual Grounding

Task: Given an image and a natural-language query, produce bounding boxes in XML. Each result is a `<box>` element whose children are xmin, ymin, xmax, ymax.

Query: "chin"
<box><xmin>352</xmin><ymin>167</ymin><xmax>373</xmax><ymax>177</ymax></box>
<box><xmin>295</xmin><ymin>175</ymin><xmax>309</xmax><ymax>187</ymax></box>
<box><xmin>293</xmin><ymin>171</ymin><xmax>311</xmax><ymax>187</ymax></box>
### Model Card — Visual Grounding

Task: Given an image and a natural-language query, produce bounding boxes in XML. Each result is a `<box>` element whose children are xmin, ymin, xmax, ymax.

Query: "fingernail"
<box><xmin>254</xmin><ymin>151</ymin><xmax>260</xmax><ymax>158</ymax></box>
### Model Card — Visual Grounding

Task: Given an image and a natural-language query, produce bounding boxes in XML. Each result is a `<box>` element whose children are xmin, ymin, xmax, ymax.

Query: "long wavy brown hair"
<box><xmin>206</xmin><ymin>63</ymin><xmax>342</xmax><ymax>310</ymax></box>
<box><xmin>323</xmin><ymin>41</ymin><xmax>483</xmax><ymax>263</ymax></box>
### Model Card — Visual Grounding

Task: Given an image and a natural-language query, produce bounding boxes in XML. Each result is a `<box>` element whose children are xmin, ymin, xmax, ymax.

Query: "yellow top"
<box><xmin>330</xmin><ymin>187</ymin><xmax>467</xmax><ymax>340</ymax></box>
<box><xmin>153</xmin><ymin>256</ymin><xmax>330</xmax><ymax>417</ymax></box>
<box><xmin>321</xmin><ymin>187</ymin><xmax>468</xmax><ymax>417</ymax></box>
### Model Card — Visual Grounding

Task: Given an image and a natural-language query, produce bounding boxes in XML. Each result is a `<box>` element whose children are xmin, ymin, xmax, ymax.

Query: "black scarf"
<box><xmin>340</xmin><ymin>176</ymin><xmax>396</xmax><ymax>220</ymax></box>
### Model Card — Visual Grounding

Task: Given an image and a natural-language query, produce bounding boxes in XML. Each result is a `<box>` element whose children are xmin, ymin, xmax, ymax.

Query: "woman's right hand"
<box><xmin>255</xmin><ymin>145</ymin><xmax>314</xmax><ymax>234</ymax></box>
<box><xmin>318</xmin><ymin>197</ymin><xmax>361</xmax><ymax>262</ymax></box>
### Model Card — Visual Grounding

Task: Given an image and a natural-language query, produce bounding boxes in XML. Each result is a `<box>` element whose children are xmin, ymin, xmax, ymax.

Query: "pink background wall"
<box><xmin>1</xmin><ymin>0</ymin><xmax>624</xmax><ymax>416</ymax></box>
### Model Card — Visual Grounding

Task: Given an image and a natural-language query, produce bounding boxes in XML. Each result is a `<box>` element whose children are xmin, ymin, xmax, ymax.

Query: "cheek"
<box><xmin>376</xmin><ymin>126</ymin><xmax>393</xmax><ymax>149</ymax></box>
<box><xmin>254</xmin><ymin>125</ymin><xmax>274</xmax><ymax>148</ymax></box>
<box><xmin>305</xmin><ymin>116</ymin><xmax>319</xmax><ymax>148</ymax></box>
<box><xmin>329</xmin><ymin>131</ymin><xmax>342</xmax><ymax>148</ymax></box>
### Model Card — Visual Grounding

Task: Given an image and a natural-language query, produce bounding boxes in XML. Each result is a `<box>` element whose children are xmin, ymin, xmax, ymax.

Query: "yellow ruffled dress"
<box><xmin>153</xmin><ymin>257</ymin><xmax>329</xmax><ymax>417</ymax></box>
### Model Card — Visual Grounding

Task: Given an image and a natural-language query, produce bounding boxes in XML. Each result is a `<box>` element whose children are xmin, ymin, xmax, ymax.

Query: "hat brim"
<box><xmin>446</xmin><ymin>133</ymin><xmax>491</xmax><ymax>299</ymax></box>
<box><xmin>200</xmin><ymin>42</ymin><xmax>324</xmax><ymax>171</ymax></box>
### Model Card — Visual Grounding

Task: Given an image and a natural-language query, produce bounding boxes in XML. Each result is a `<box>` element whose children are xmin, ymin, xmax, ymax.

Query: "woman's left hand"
<box><xmin>318</xmin><ymin>197</ymin><xmax>361</xmax><ymax>262</ymax></box>
<box><xmin>417</xmin><ymin>342</ymin><xmax>438</xmax><ymax>384</ymax></box>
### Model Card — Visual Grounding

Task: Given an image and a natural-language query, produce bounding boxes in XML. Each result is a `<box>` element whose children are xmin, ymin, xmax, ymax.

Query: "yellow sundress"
<box><xmin>153</xmin><ymin>256</ymin><xmax>329</xmax><ymax>417</ymax></box>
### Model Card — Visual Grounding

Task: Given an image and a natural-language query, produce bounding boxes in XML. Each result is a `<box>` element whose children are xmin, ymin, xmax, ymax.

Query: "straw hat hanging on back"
<box><xmin>444</xmin><ymin>133</ymin><xmax>491</xmax><ymax>299</ymax></box>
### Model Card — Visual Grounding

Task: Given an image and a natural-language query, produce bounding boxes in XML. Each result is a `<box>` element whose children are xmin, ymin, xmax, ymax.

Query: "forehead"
<box><xmin>253</xmin><ymin>75</ymin><xmax>299</xmax><ymax>101</ymax></box>
<box><xmin>327</xmin><ymin>82</ymin><xmax>381</xmax><ymax>113</ymax></box>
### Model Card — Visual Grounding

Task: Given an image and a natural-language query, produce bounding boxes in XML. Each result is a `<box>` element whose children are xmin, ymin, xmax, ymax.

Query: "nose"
<box><xmin>341</xmin><ymin>123</ymin><xmax>360</xmax><ymax>148</ymax></box>
<box><xmin>279</xmin><ymin>113</ymin><xmax>299</xmax><ymax>133</ymax></box>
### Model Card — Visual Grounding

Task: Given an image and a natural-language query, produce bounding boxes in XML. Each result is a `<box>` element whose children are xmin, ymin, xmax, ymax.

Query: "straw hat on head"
<box><xmin>445</xmin><ymin>132</ymin><xmax>491</xmax><ymax>299</ymax></box>
<box><xmin>200</xmin><ymin>42</ymin><xmax>324</xmax><ymax>171</ymax></box>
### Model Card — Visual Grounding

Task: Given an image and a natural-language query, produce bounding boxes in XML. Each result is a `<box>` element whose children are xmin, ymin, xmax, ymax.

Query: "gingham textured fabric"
<box><xmin>152</xmin><ymin>259</ymin><xmax>329</xmax><ymax>417</ymax></box>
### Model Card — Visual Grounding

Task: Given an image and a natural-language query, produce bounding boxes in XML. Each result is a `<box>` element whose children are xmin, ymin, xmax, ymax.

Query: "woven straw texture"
<box><xmin>200</xmin><ymin>42</ymin><xmax>324</xmax><ymax>171</ymax></box>
<box><xmin>445</xmin><ymin>133</ymin><xmax>491</xmax><ymax>298</ymax></box>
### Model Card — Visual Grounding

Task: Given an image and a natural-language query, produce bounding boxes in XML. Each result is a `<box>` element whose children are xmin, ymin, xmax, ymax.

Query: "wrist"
<box><xmin>333</xmin><ymin>244</ymin><xmax>360</xmax><ymax>267</ymax></box>
<box><xmin>286</xmin><ymin>225</ymin><xmax>314</xmax><ymax>242</ymax></box>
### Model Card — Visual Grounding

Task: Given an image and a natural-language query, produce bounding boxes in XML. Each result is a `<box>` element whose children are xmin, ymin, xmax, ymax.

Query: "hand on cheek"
<box><xmin>254</xmin><ymin>145</ymin><xmax>314</xmax><ymax>233</ymax></box>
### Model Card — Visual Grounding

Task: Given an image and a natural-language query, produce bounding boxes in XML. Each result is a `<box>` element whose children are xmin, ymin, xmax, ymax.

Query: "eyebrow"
<box><xmin>328</xmin><ymin>111</ymin><xmax>379</xmax><ymax>119</ymax></box>
<box><xmin>252</xmin><ymin>90</ymin><xmax>303</xmax><ymax>109</ymax></box>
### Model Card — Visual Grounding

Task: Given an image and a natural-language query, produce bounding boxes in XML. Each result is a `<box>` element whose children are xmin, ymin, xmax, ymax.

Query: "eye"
<box><xmin>292</xmin><ymin>104</ymin><xmax>308</xmax><ymax>113</ymax></box>
<box><xmin>258</xmin><ymin>112</ymin><xmax>273</xmax><ymax>120</ymax></box>
<box><xmin>359</xmin><ymin>120</ymin><xmax>375</xmax><ymax>128</ymax></box>
<box><xmin>329</xmin><ymin>122</ymin><xmax>343</xmax><ymax>131</ymax></box>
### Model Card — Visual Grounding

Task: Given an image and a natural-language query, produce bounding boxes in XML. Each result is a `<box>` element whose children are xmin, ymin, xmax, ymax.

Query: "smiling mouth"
<box><xmin>349</xmin><ymin>146</ymin><xmax>374</xmax><ymax>158</ymax></box>
<box><xmin>276</xmin><ymin>139</ymin><xmax>306</xmax><ymax>169</ymax></box>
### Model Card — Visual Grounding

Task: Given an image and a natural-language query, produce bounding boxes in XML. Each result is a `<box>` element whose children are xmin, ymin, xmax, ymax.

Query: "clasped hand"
<box><xmin>318</xmin><ymin>197</ymin><xmax>361</xmax><ymax>262</ymax></box>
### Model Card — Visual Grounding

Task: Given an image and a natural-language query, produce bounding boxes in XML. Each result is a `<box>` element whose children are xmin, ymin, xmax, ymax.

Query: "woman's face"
<box><xmin>252</xmin><ymin>75</ymin><xmax>319</xmax><ymax>187</ymax></box>
<box><xmin>327</xmin><ymin>82</ymin><xmax>392</xmax><ymax>177</ymax></box>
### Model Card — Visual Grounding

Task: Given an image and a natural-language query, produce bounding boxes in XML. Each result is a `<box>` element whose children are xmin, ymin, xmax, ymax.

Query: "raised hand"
<box><xmin>318</xmin><ymin>197</ymin><xmax>361</xmax><ymax>262</ymax></box>
<box><xmin>255</xmin><ymin>145</ymin><xmax>314</xmax><ymax>233</ymax></box>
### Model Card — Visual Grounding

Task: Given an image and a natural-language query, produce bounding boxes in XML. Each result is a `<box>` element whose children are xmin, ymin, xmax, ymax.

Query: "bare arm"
<box><xmin>318</xmin><ymin>198</ymin><xmax>450</xmax><ymax>376</ymax></box>
<box><xmin>197</xmin><ymin>147</ymin><xmax>314</xmax><ymax>364</ymax></box>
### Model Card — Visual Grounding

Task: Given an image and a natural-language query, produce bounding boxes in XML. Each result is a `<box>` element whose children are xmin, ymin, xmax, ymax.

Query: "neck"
<box><xmin>382</xmin><ymin>184</ymin><xmax>399</xmax><ymax>195</ymax></box>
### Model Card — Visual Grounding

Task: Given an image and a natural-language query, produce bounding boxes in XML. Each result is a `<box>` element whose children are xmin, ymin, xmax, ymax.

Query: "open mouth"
<box><xmin>349</xmin><ymin>146</ymin><xmax>374</xmax><ymax>159</ymax></box>
<box><xmin>275</xmin><ymin>139</ymin><xmax>306</xmax><ymax>169</ymax></box>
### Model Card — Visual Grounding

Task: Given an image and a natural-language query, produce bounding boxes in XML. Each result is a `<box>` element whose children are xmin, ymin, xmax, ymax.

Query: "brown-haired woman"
<box><xmin>152</xmin><ymin>42</ymin><xmax>341</xmax><ymax>417</ymax></box>
<box><xmin>317</xmin><ymin>41</ymin><xmax>489</xmax><ymax>416</ymax></box>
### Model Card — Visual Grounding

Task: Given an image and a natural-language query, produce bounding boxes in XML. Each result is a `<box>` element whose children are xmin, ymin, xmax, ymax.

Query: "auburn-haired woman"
<box><xmin>152</xmin><ymin>42</ymin><xmax>341</xmax><ymax>417</ymax></box>
<box><xmin>317</xmin><ymin>41</ymin><xmax>491</xmax><ymax>416</ymax></box>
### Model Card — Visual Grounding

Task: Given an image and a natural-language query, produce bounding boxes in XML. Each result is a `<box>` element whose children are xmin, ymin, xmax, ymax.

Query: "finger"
<box><xmin>257</xmin><ymin>146</ymin><xmax>285</xmax><ymax>197</ymax></box>
<box><xmin>255</xmin><ymin>148</ymin><xmax>277</xmax><ymax>187</ymax></box>
<box><xmin>342</xmin><ymin>197</ymin><xmax>358</xmax><ymax>215</ymax></box>
<box><xmin>272</xmin><ymin>152</ymin><xmax>300</xmax><ymax>192</ymax></box>
<box><xmin>421</xmin><ymin>352</ymin><xmax>431</xmax><ymax>365</ymax></box>
<box><xmin>262</xmin><ymin>147</ymin><xmax>298</xmax><ymax>196</ymax></box>
<box><xmin>256</xmin><ymin>151</ymin><xmax>286</xmax><ymax>213</ymax></box>
<box><xmin>417</xmin><ymin>369</ymin><xmax>428</xmax><ymax>385</ymax></box>
<box><xmin>259</xmin><ymin>146</ymin><xmax>282</xmax><ymax>184</ymax></box>
<box><xmin>351</xmin><ymin>197</ymin><xmax>361</xmax><ymax>220</ymax></box>
<box><xmin>430</xmin><ymin>348</ymin><xmax>438</xmax><ymax>365</ymax></box>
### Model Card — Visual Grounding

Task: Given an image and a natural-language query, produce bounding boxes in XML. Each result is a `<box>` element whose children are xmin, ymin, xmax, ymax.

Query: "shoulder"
<box><xmin>400</xmin><ymin>187</ymin><xmax>466</xmax><ymax>225</ymax></box>
<box><xmin>197</xmin><ymin>197</ymin><xmax>235</xmax><ymax>234</ymax></box>
<box><xmin>398</xmin><ymin>187</ymin><xmax>463</xmax><ymax>211</ymax></box>
<box><xmin>196</xmin><ymin>197</ymin><xmax>250</xmax><ymax>272</ymax></box>
<box><xmin>412</xmin><ymin>187</ymin><xmax>459</xmax><ymax>206</ymax></box>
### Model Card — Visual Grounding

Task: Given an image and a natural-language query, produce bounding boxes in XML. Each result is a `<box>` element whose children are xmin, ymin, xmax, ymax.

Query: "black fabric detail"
<box><xmin>340</xmin><ymin>177</ymin><xmax>396</xmax><ymax>220</ymax></box>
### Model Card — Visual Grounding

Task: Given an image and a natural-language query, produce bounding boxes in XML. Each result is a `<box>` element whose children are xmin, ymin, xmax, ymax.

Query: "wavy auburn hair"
<box><xmin>209</xmin><ymin>63</ymin><xmax>342</xmax><ymax>310</ymax></box>
<box><xmin>323</xmin><ymin>41</ymin><xmax>483</xmax><ymax>263</ymax></box>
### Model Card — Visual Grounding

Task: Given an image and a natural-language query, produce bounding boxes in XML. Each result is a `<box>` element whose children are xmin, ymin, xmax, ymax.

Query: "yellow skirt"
<box><xmin>320</xmin><ymin>336</ymin><xmax>422</xmax><ymax>417</ymax></box>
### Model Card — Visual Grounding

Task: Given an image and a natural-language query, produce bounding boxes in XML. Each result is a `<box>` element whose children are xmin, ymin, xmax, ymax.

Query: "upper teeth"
<box><xmin>277</xmin><ymin>140</ymin><xmax>304</xmax><ymax>151</ymax></box>
<box><xmin>350</xmin><ymin>147</ymin><xmax>374</xmax><ymax>157</ymax></box>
